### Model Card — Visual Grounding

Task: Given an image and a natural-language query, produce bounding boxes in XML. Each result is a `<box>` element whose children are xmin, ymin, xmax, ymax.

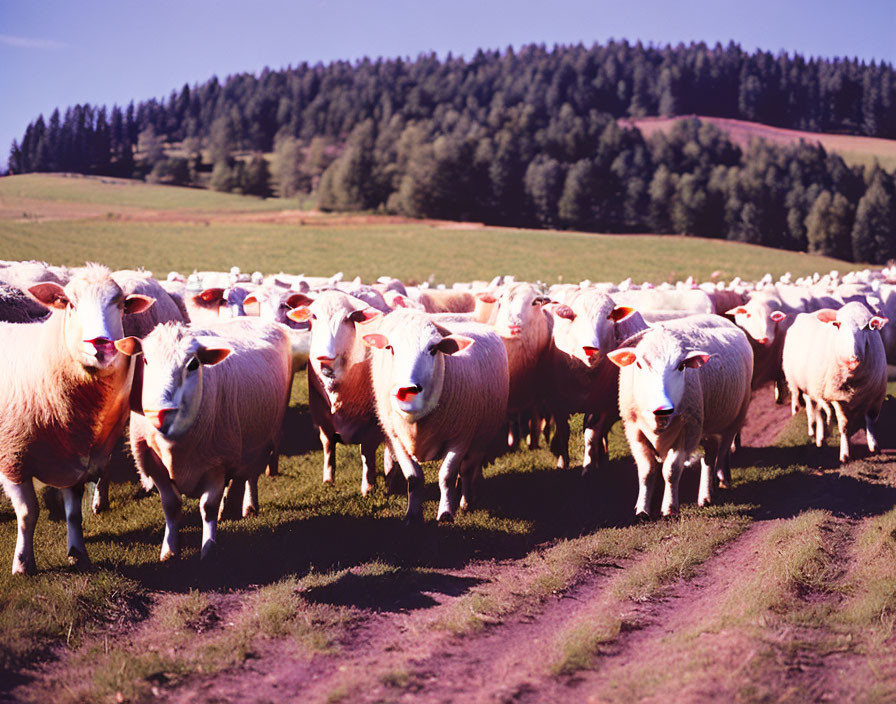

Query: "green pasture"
<box><xmin>0</xmin><ymin>173</ymin><xmax>290</xmax><ymax>213</ymax></box>
<box><xmin>0</xmin><ymin>175</ymin><xmax>863</xmax><ymax>285</ymax></box>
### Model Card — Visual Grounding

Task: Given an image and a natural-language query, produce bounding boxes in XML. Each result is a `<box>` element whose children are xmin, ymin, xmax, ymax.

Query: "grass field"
<box><xmin>0</xmin><ymin>174</ymin><xmax>864</xmax><ymax>285</ymax></box>
<box><xmin>1</xmin><ymin>175</ymin><xmax>895</xmax><ymax>703</ymax></box>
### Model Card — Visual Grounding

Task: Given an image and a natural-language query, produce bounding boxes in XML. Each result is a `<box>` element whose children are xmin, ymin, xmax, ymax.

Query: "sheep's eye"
<box><xmin>385</xmin><ymin>344</ymin><xmax>394</xmax><ymax>354</ymax></box>
<box><xmin>677</xmin><ymin>362</ymin><xmax>686</xmax><ymax>372</ymax></box>
<box><xmin>635</xmin><ymin>361</ymin><xmax>642</xmax><ymax>370</ymax></box>
<box><xmin>429</xmin><ymin>345</ymin><xmax>438</xmax><ymax>355</ymax></box>
<box><xmin>187</xmin><ymin>357</ymin><xmax>200</xmax><ymax>372</ymax></box>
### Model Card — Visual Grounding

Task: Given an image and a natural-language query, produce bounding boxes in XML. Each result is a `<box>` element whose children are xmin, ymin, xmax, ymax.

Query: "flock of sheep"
<box><xmin>0</xmin><ymin>258</ymin><xmax>893</xmax><ymax>576</ymax></box>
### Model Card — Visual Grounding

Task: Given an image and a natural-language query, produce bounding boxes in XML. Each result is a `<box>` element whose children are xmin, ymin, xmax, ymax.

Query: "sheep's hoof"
<box><xmin>437</xmin><ymin>510</ymin><xmax>454</xmax><ymax>523</ymax></box>
<box><xmin>67</xmin><ymin>548</ymin><xmax>91</xmax><ymax>569</ymax></box>
<box><xmin>403</xmin><ymin>511</ymin><xmax>424</xmax><ymax>525</ymax></box>
<box><xmin>200</xmin><ymin>540</ymin><xmax>218</xmax><ymax>561</ymax></box>
<box><xmin>634</xmin><ymin>510</ymin><xmax>651</xmax><ymax>523</ymax></box>
<box><xmin>12</xmin><ymin>556</ymin><xmax>36</xmax><ymax>576</ymax></box>
<box><xmin>160</xmin><ymin>546</ymin><xmax>178</xmax><ymax>562</ymax></box>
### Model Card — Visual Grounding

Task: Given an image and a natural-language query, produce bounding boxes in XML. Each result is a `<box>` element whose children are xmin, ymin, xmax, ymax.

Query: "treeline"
<box><xmin>319</xmin><ymin>114</ymin><xmax>896</xmax><ymax>263</ymax></box>
<box><xmin>7</xmin><ymin>40</ymin><xmax>896</xmax><ymax>261</ymax></box>
<box><xmin>11</xmin><ymin>40</ymin><xmax>896</xmax><ymax>171</ymax></box>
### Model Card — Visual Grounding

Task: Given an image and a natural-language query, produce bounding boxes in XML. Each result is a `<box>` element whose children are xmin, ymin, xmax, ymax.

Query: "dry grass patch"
<box><xmin>549</xmin><ymin>508</ymin><xmax>749</xmax><ymax>676</ymax></box>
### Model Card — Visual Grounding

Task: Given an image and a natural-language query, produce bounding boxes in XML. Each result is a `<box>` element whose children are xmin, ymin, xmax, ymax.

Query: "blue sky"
<box><xmin>1</xmin><ymin>0</ymin><xmax>894</xmax><ymax>171</ymax></box>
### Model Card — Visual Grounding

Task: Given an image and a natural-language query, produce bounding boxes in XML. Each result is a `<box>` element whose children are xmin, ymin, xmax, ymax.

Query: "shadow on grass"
<box><xmin>728</xmin><ymin>444</ymin><xmax>896</xmax><ymax>521</ymax></box>
<box><xmin>301</xmin><ymin>570</ymin><xmax>485</xmax><ymax>613</ymax></box>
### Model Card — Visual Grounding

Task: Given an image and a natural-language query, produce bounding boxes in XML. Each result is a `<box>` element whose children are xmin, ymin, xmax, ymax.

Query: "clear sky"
<box><xmin>1</xmin><ymin>0</ymin><xmax>894</xmax><ymax>171</ymax></box>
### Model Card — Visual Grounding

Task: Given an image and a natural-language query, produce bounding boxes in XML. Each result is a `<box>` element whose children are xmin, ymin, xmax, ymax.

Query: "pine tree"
<box><xmin>851</xmin><ymin>169</ymin><xmax>896</xmax><ymax>263</ymax></box>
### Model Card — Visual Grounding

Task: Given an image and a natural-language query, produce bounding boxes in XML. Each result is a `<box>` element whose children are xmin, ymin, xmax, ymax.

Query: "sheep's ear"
<box><xmin>553</xmin><ymin>304</ymin><xmax>576</xmax><ymax>321</ymax></box>
<box><xmin>124</xmin><ymin>294</ymin><xmax>155</xmax><ymax>315</ymax></box>
<box><xmin>608</xmin><ymin>305</ymin><xmax>635</xmax><ymax>322</ymax></box>
<box><xmin>287</xmin><ymin>307</ymin><xmax>312</xmax><ymax>323</ymax></box>
<box><xmin>683</xmin><ymin>351</ymin><xmax>712</xmax><ymax>369</ymax></box>
<box><xmin>114</xmin><ymin>337</ymin><xmax>142</xmax><ymax>356</ymax></box>
<box><xmin>607</xmin><ymin>348</ymin><xmax>637</xmax><ymax>368</ymax></box>
<box><xmin>435</xmin><ymin>335</ymin><xmax>474</xmax><ymax>355</ymax></box>
<box><xmin>196</xmin><ymin>346</ymin><xmax>231</xmax><ymax>366</ymax></box>
<box><xmin>726</xmin><ymin>306</ymin><xmax>747</xmax><ymax>316</ymax></box>
<box><xmin>770</xmin><ymin>310</ymin><xmax>786</xmax><ymax>322</ymax></box>
<box><xmin>29</xmin><ymin>282</ymin><xmax>69</xmax><ymax>309</ymax></box>
<box><xmin>242</xmin><ymin>294</ymin><xmax>260</xmax><ymax>316</ymax></box>
<box><xmin>348</xmin><ymin>308</ymin><xmax>381</xmax><ymax>324</ymax></box>
<box><xmin>476</xmin><ymin>292</ymin><xmax>497</xmax><ymax>304</ymax></box>
<box><xmin>285</xmin><ymin>293</ymin><xmax>314</xmax><ymax>309</ymax></box>
<box><xmin>362</xmin><ymin>333</ymin><xmax>390</xmax><ymax>349</ymax></box>
<box><xmin>198</xmin><ymin>287</ymin><xmax>226</xmax><ymax>304</ymax></box>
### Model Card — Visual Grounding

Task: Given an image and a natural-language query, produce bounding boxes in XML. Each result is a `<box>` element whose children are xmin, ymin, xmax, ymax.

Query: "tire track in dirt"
<box><xmin>511</xmin><ymin>517</ymin><xmax>860</xmax><ymax>704</ymax></box>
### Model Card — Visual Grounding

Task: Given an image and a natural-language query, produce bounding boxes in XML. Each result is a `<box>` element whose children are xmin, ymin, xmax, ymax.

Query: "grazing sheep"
<box><xmin>364</xmin><ymin>310</ymin><xmax>509</xmax><ymax>522</ymax></box>
<box><xmin>0</xmin><ymin>264</ymin><xmax>154</xmax><ymax>574</ymax></box>
<box><xmin>542</xmin><ymin>291</ymin><xmax>634</xmax><ymax>474</ymax></box>
<box><xmin>491</xmin><ymin>282</ymin><xmax>553</xmax><ymax>449</ymax></box>
<box><xmin>609</xmin><ymin>316</ymin><xmax>753</xmax><ymax>517</ymax></box>
<box><xmin>117</xmin><ymin>318</ymin><xmax>292</xmax><ymax>561</ymax></box>
<box><xmin>782</xmin><ymin>303</ymin><xmax>887</xmax><ymax>462</ymax></box>
<box><xmin>286</xmin><ymin>290</ymin><xmax>386</xmax><ymax>495</ymax></box>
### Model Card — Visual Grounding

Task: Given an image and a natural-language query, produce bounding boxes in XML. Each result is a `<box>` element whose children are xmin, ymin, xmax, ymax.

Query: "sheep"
<box><xmin>363</xmin><ymin>309</ymin><xmax>509</xmax><ymax>522</ymax></box>
<box><xmin>115</xmin><ymin>318</ymin><xmax>292</xmax><ymax>561</ymax></box>
<box><xmin>286</xmin><ymin>290</ymin><xmax>387</xmax><ymax>495</ymax></box>
<box><xmin>609</xmin><ymin>316</ymin><xmax>753</xmax><ymax>517</ymax></box>
<box><xmin>0</xmin><ymin>264</ymin><xmax>154</xmax><ymax>574</ymax></box>
<box><xmin>490</xmin><ymin>282</ymin><xmax>553</xmax><ymax>449</ymax></box>
<box><xmin>611</xmin><ymin>288</ymin><xmax>714</xmax><ymax>315</ymax></box>
<box><xmin>782</xmin><ymin>303</ymin><xmax>888</xmax><ymax>463</ymax></box>
<box><xmin>726</xmin><ymin>289</ymin><xmax>794</xmax><ymax>402</ymax></box>
<box><xmin>242</xmin><ymin>287</ymin><xmax>312</xmax><ymax>372</ymax></box>
<box><xmin>412</xmin><ymin>289</ymin><xmax>477</xmax><ymax>314</ymax></box>
<box><xmin>541</xmin><ymin>291</ymin><xmax>634</xmax><ymax>474</ymax></box>
<box><xmin>75</xmin><ymin>269</ymin><xmax>190</xmax><ymax>514</ymax></box>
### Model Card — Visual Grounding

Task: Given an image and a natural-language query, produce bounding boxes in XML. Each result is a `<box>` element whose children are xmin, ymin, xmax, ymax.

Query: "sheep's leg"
<box><xmin>91</xmin><ymin>472</ymin><xmax>110</xmax><ymax>514</ymax></box>
<box><xmin>360</xmin><ymin>437</ymin><xmax>378</xmax><ymax>496</ymax></box>
<box><xmin>436</xmin><ymin>450</ymin><xmax>464</xmax><ymax>522</ymax></box>
<box><xmin>804</xmin><ymin>394</ymin><xmax>816</xmax><ymax>437</ymax></box>
<box><xmin>832</xmin><ymin>401</ymin><xmax>851</xmax><ymax>464</ymax></box>
<box><xmin>219</xmin><ymin>478</ymin><xmax>246</xmax><ymax>520</ymax></box>
<box><xmin>866</xmin><ymin>408</ymin><xmax>881</xmax><ymax>454</ymax></box>
<box><xmin>199</xmin><ymin>474</ymin><xmax>226</xmax><ymax>560</ymax></box>
<box><xmin>699</xmin><ymin>438</ymin><xmax>719</xmax><ymax>507</ymax></box>
<box><xmin>62</xmin><ymin>483</ymin><xmax>89</xmax><ymax>567</ymax></box>
<box><xmin>550</xmin><ymin>413</ymin><xmax>571</xmax><ymax>470</ymax></box>
<box><xmin>388</xmin><ymin>439</ymin><xmax>425</xmax><ymax>523</ymax></box>
<box><xmin>242</xmin><ymin>476</ymin><xmax>259</xmax><ymax>517</ymax></box>
<box><xmin>155</xmin><ymin>476</ymin><xmax>182</xmax><ymax>562</ymax></box>
<box><xmin>630</xmin><ymin>432</ymin><xmax>659</xmax><ymax>518</ymax></box>
<box><xmin>2</xmin><ymin>477</ymin><xmax>38</xmax><ymax>575</ymax></box>
<box><xmin>583</xmin><ymin>412</ymin><xmax>612</xmax><ymax>474</ymax></box>
<box><xmin>320</xmin><ymin>428</ymin><xmax>336</xmax><ymax>484</ymax></box>
<box><xmin>813</xmin><ymin>397</ymin><xmax>827</xmax><ymax>448</ymax></box>
<box><xmin>382</xmin><ymin>444</ymin><xmax>404</xmax><ymax>495</ymax></box>
<box><xmin>661</xmin><ymin>447</ymin><xmax>688</xmax><ymax>517</ymax></box>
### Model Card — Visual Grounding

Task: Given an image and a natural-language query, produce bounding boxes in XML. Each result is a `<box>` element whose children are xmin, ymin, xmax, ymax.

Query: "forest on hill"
<box><xmin>7</xmin><ymin>40</ymin><xmax>896</xmax><ymax>262</ymax></box>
